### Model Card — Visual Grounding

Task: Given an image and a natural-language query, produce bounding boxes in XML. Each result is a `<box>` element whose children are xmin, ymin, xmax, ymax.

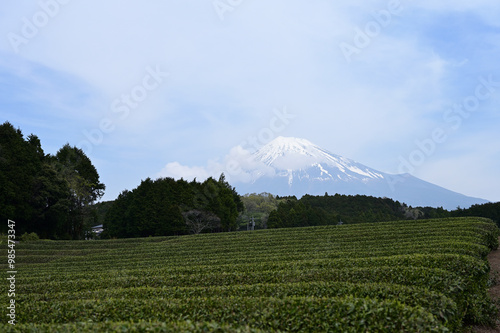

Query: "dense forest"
<box><xmin>453</xmin><ymin>202</ymin><xmax>500</xmax><ymax>225</ymax></box>
<box><xmin>102</xmin><ymin>175</ymin><xmax>244</xmax><ymax>238</ymax></box>
<box><xmin>98</xmin><ymin>189</ymin><xmax>500</xmax><ymax>235</ymax></box>
<box><xmin>0</xmin><ymin>122</ymin><xmax>105</xmax><ymax>239</ymax></box>
<box><xmin>267</xmin><ymin>194</ymin><xmax>407</xmax><ymax>228</ymax></box>
<box><xmin>266</xmin><ymin>193</ymin><xmax>500</xmax><ymax>228</ymax></box>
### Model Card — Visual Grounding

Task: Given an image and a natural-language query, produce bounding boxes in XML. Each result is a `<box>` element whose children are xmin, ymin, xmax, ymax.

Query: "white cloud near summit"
<box><xmin>158</xmin><ymin>145</ymin><xmax>275</xmax><ymax>184</ymax></box>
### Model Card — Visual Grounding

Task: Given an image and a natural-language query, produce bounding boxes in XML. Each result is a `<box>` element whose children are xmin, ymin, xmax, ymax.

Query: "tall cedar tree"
<box><xmin>54</xmin><ymin>144</ymin><xmax>105</xmax><ymax>239</ymax></box>
<box><xmin>0</xmin><ymin>122</ymin><xmax>105</xmax><ymax>238</ymax></box>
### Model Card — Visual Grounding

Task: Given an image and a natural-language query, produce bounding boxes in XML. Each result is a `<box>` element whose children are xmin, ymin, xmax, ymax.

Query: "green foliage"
<box><xmin>53</xmin><ymin>144</ymin><xmax>105</xmax><ymax>239</ymax></box>
<box><xmin>0</xmin><ymin>320</ymin><xmax>265</xmax><ymax>333</ymax></box>
<box><xmin>19</xmin><ymin>232</ymin><xmax>40</xmax><ymax>242</ymax></box>
<box><xmin>1</xmin><ymin>217</ymin><xmax>497</xmax><ymax>331</ymax></box>
<box><xmin>0</xmin><ymin>122</ymin><xmax>105</xmax><ymax>239</ymax></box>
<box><xmin>239</xmin><ymin>193</ymin><xmax>279</xmax><ymax>229</ymax></box>
<box><xmin>103</xmin><ymin>174</ymin><xmax>244</xmax><ymax>238</ymax></box>
<box><xmin>266</xmin><ymin>194</ymin><xmax>500</xmax><ymax>230</ymax></box>
<box><xmin>10</xmin><ymin>297</ymin><xmax>449</xmax><ymax>332</ymax></box>
<box><xmin>54</xmin><ymin>144</ymin><xmax>105</xmax><ymax>204</ymax></box>
<box><xmin>453</xmin><ymin>202</ymin><xmax>500</xmax><ymax>227</ymax></box>
<box><xmin>267</xmin><ymin>194</ymin><xmax>412</xmax><ymax>228</ymax></box>
<box><xmin>0</xmin><ymin>122</ymin><xmax>46</xmax><ymax>234</ymax></box>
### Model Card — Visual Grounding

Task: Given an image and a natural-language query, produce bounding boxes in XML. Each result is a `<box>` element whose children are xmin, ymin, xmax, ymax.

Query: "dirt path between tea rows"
<box><xmin>473</xmin><ymin>237</ymin><xmax>500</xmax><ymax>332</ymax></box>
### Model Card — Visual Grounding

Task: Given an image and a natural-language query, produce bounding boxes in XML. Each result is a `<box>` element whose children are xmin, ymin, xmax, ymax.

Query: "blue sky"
<box><xmin>1</xmin><ymin>0</ymin><xmax>499</xmax><ymax>203</ymax></box>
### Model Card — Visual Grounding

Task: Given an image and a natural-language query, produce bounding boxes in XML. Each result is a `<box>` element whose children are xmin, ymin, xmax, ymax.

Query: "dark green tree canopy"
<box><xmin>0</xmin><ymin>122</ymin><xmax>45</xmax><ymax>230</ymax></box>
<box><xmin>268</xmin><ymin>194</ymin><xmax>414</xmax><ymax>228</ymax></box>
<box><xmin>103</xmin><ymin>175</ymin><xmax>244</xmax><ymax>238</ymax></box>
<box><xmin>267</xmin><ymin>193</ymin><xmax>500</xmax><ymax>229</ymax></box>
<box><xmin>0</xmin><ymin>122</ymin><xmax>105</xmax><ymax>239</ymax></box>
<box><xmin>55</xmin><ymin>144</ymin><xmax>105</xmax><ymax>205</ymax></box>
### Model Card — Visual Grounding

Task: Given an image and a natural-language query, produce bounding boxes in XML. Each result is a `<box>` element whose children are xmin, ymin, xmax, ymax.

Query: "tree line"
<box><xmin>3</xmin><ymin>122</ymin><xmax>499</xmax><ymax>239</ymax></box>
<box><xmin>102</xmin><ymin>175</ymin><xmax>244</xmax><ymax>238</ymax></box>
<box><xmin>0</xmin><ymin>122</ymin><xmax>244</xmax><ymax>239</ymax></box>
<box><xmin>0</xmin><ymin>122</ymin><xmax>105</xmax><ymax>239</ymax></box>
<box><xmin>267</xmin><ymin>193</ymin><xmax>500</xmax><ymax>228</ymax></box>
<box><xmin>0</xmin><ymin>122</ymin><xmax>245</xmax><ymax>239</ymax></box>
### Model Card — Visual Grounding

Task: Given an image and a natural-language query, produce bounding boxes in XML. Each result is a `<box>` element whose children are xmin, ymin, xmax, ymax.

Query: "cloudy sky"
<box><xmin>1</xmin><ymin>0</ymin><xmax>499</xmax><ymax>203</ymax></box>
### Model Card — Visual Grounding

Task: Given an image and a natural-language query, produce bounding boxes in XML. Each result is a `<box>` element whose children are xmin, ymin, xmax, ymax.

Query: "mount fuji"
<box><xmin>233</xmin><ymin>137</ymin><xmax>488</xmax><ymax>210</ymax></box>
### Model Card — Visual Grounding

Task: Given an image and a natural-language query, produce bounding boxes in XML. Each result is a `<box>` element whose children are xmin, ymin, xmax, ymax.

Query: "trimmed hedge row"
<box><xmin>13</xmin><ymin>282</ymin><xmax>460</xmax><ymax>330</ymax></box>
<box><xmin>8</xmin><ymin>264</ymin><xmax>489</xmax><ymax>326</ymax></box>
<box><xmin>14</xmin><ymin>253</ymin><xmax>488</xmax><ymax>285</ymax></box>
<box><xmin>16</xmin><ymin>296</ymin><xmax>449</xmax><ymax>332</ymax></box>
<box><xmin>0</xmin><ymin>321</ymin><xmax>263</xmax><ymax>333</ymax></box>
<box><xmin>1</xmin><ymin>217</ymin><xmax>497</xmax><ymax>331</ymax></box>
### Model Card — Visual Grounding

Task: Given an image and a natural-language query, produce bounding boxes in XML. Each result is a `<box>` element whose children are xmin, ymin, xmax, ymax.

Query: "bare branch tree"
<box><xmin>182</xmin><ymin>210</ymin><xmax>221</xmax><ymax>234</ymax></box>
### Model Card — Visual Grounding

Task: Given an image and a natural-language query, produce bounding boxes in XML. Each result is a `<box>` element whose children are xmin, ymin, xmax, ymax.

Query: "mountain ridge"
<box><xmin>233</xmin><ymin>136</ymin><xmax>488</xmax><ymax>210</ymax></box>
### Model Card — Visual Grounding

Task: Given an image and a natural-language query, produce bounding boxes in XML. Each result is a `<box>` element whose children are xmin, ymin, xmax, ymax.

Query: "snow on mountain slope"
<box><xmin>233</xmin><ymin>136</ymin><xmax>488</xmax><ymax>209</ymax></box>
<box><xmin>251</xmin><ymin>136</ymin><xmax>383</xmax><ymax>183</ymax></box>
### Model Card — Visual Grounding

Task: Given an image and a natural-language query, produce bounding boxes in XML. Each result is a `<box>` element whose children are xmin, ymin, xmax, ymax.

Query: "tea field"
<box><xmin>1</xmin><ymin>217</ymin><xmax>499</xmax><ymax>332</ymax></box>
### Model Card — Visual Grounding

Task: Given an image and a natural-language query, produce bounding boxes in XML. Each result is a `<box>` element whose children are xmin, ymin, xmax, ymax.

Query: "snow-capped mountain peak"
<box><xmin>252</xmin><ymin>137</ymin><xmax>384</xmax><ymax>181</ymax></box>
<box><xmin>230</xmin><ymin>136</ymin><xmax>488</xmax><ymax>210</ymax></box>
<box><xmin>253</xmin><ymin>136</ymin><xmax>330</xmax><ymax>166</ymax></box>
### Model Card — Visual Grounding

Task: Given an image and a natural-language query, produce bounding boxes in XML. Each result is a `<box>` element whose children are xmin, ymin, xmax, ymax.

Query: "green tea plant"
<box><xmin>0</xmin><ymin>217</ymin><xmax>497</xmax><ymax>332</ymax></box>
